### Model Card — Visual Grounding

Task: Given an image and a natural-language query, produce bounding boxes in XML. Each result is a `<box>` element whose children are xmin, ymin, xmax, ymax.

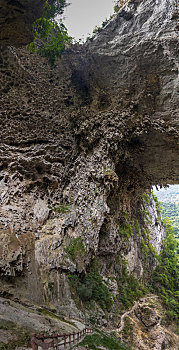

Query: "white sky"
<box><xmin>61</xmin><ymin>0</ymin><xmax>116</xmax><ymax>41</ymax></box>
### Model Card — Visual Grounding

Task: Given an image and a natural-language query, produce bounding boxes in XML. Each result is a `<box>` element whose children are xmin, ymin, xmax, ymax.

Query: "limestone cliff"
<box><xmin>0</xmin><ymin>0</ymin><xmax>46</xmax><ymax>46</ymax></box>
<box><xmin>0</xmin><ymin>0</ymin><xmax>178</xmax><ymax>348</ymax></box>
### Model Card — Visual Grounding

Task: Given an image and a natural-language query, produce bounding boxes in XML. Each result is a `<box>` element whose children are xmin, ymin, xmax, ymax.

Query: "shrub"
<box><xmin>52</xmin><ymin>203</ymin><xmax>70</xmax><ymax>213</ymax></box>
<box><xmin>69</xmin><ymin>261</ymin><xmax>113</xmax><ymax>311</ymax></box>
<box><xmin>151</xmin><ymin>218</ymin><xmax>179</xmax><ymax>323</ymax></box>
<box><xmin>152</xmin><ymin>191</ymin><xmax>162</xmax><ymax>216</ymax></box>
<box><xmin>65</xmin><ymin>237</ymin><xmax>86</xmax><ymax>263</ymax></box>
<box><xmin>80</xmin><ymin>330</ymin><xmax>132</xmax><ymax>350</ymax></box>
<box><xmin>142</xmin><ymin>193</ymin><xmax>151</xmax><ymax>205</ymax></box>
<box><xmin>28</xmin><ymin>0</ymin><xmax>72</xmax><ymax>65</ymax></box>
<box><xmin>116</xmin><ymin>261</ymin><xmax>147</xmax><ymax>310</ymax></box>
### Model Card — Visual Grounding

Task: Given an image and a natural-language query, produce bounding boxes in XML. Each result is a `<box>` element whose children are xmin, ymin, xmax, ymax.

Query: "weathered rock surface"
<box><xmin>117</xmin><ymin>295</ymin><xmax>179</xmax><ymax>350</ymax></box>
<box><xmin>0</xmin><ymin>2</ymin><xmax>178</xmax><ymax>348</ymax></box>
<box><xmin>0</xmin><ymin>0</ymin><xmax>46</xmax><ymax>46</ymax></box>
<box><xmin>0</xmin><ymin>297</ymin><xmax>81</xmax><ymax>349</ymax></box>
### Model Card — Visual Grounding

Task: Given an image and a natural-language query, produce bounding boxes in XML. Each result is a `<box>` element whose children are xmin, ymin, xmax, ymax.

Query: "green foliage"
<box><xmin>36</xmin><ymin>308</ymin><xmax>75</xmax><ymax>326</ymax></box>
<box><xmin>122</xmin><ymin>318</ymin><xmax>133</xmax><ymax>337</ymax></box>
<box><xmin>141</xmin><ymin>207</ymin><xmax>152</xmax><ymax>224</ymax></box>
<box><xmin>140</xmin><ymin>228</ymin><xmax>158</xmax><ymax>258</ymax></box>
<box><xmin>52</xmin><ymin>202</ymin><xmax>70</xmax><ymax>213</ymax></box>
<box><xmin>116</xmin><ymin>261</ymin><xmax>147</xmax><ymax>311</ymax></box>
<box><xmin>151</xmin><ymin>217</ymin><xmax>179</xmax><ymax>323</ymax></box>
<box><xmin>142</xmin><ymin>193</ymin><xmax>151</xmax><ymax>205</ymax></box>
<box><xmin>162</xmin><ymin>202</ymin><xmax>179</xmax><ymax>233</ymax></box>
<box><xmin>69</xmin><ymin>261</ymin><xmax>113</xmax><ymax>311</ymax></box>
<box><xmin>118</xmin><ymin>211</ymin><xmax>133</xmax><ymax>243</ymax></box>
<box><xmin>153</xmin><ymin>186</ymin><xmax>179</xmax><ymax>255</ymax></box>
<box><xmin>65</xmin><ymin>237</ymin><xmax>86</xmax><ymax>262</ymax></box>
<box><xmin>161</xmin><ymin>202</ymin><xmax>179</xmax><ymax>255</ymax></box>
<box><xmin>80</xmin><ymin>329</ymin><xmax>132</xmax><ymax>350</ymax></box>
<box><xmin>152</xmin><ymin>191</ymin><xmax>162</xmax><ymax>216</ymax></box>
<box><xmin>141</xmin><ymin>238</ymin><xmax>148</xmax><ymax>259</ymax></box>
<box><xmin>135</xmin><ymin>219</ymin><xmax>141</xmax><ymax>235</ymax></box>
<box><xmin>141</xmin><ymin>193</ymin><xmax>153</xmax><ymax>224</ymax></box>
<box><xmin>114</xmin><ymin>4</ymin><xmax>119</xmax><ymax>13</ymax></box>
<box><xmin>27</xmin><ymin>0</ymin><xmax>72</xmax><ymax>65</ymax></box>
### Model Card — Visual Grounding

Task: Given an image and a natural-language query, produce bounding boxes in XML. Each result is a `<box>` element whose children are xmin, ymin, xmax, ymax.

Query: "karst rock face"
<box><xmin>0</xmin><ymin>0</ymin><xmax>46</xmax><ymax>46</ymax></box>
<box><xmin>0</xmin><ymin>0</ymin><xmax>178</xmax><ymax>324</ymax></box>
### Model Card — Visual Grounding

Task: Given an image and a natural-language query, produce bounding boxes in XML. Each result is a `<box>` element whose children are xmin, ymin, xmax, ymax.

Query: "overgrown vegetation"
<box><xmin>69</xmin><ymin>260</ymin><xmax>113</xmax><ymax>311</ymax></box>
<box><xmin>118</xmin><ymin>211</ymin><xmax>134</xmax><ymax>249</ymax></box>
<box><xmin>152</xmin><ymin>191</ymin><xmax>162</xmax><ymax>217</ymax></box>
<box><xmin>151</xmin><ymin>217</ymin><xmax>179</xmax><ymax>324</ymax></box>
<box><xmin>161</xmin><ymin>202</ymin><xmax>179</xmax><ymax>255</ymax></box>
<box><xmin>162</xmin><ymin>202</ymin><xmax>179</xmax><ymax>235</ymax></box>
<box><xmin>122</xmin><ymin>318</ymin><xmax>133</xmax><ymax>345</ymax></box>
<box><xmin>116</xmin><ymin>260</ymin><xmax>147</xmax><ymax>311</ymax></box>
<box><xmin>80</xmin><ymin>329</ymin><xmax>132</xmax><ymax>350</ymax></box>
<box><xmin>52</xmin><ymin>202</ymin><xmax>70</xmax><ymax>213</ymax></box>
<box><xmin>0</xmin><ymin>320</ymin><xmax>30</xmax><ymax>350</ymax></box>
<box><xmin>153</xmin><ymin>186</ymin><xmax>179</xmax><ymax>254</ymax></box>
<box><xmin>142</xmin><ymin>193</ymin><xmax>151</xmax><ymax>205</ymax></box>
<box><xmin>65</xmin><ymin>237</ymin><xmax>86</xmax><ymax>263</ymax></box>
<box><xmin>28</xmin><ymin>0</ymin><xmax>72</xmax><ymax>65</ymax></box>
<box><xmin>36</xmin><ymin>308</ymin><xmax>75</xmax><ymax>326</ymax></box>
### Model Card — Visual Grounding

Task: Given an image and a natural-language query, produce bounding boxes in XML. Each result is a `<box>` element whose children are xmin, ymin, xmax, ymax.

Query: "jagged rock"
<box><xmin>135</xmin><ymin>305</ymin><xmax>160</xmax><ymax>327</ymax></box>
<box><xmin>0</xmin><ymin>3</ymin><xmax>178</xmax><ymax>347</ymax></box>
<box><xmin>117</xmin><ymin>295</ymin><xmax>179</xmax><ymax>350</ymax></box>
<box><xmin>0</xmin><ymin>0</ymin><xmax>46</xmax><ymax>46</ymax></box>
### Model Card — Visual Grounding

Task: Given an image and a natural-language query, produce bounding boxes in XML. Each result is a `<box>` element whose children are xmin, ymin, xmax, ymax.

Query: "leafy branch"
<box><xmin>28</xmin><ymin>0</ymin><xmax>72</xmax><ymax>65</ymax></box>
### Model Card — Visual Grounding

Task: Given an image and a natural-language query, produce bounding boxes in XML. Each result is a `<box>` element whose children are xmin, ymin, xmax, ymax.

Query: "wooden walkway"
<box><xmin>30</xmin><ymin>327</ymin><xmax>93</xmax><ymax>349</ymax></box>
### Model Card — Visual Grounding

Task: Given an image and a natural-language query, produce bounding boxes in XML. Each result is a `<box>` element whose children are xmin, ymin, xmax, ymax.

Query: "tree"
<box><xmin>28</xmin><ymin>0</ymin><xmax>72</xmax><ymax>65</ymax></box>
<box><xmin>152</xmin><ymin>218</ymin><xmax>179</xmax><ymax>323</ymax></box>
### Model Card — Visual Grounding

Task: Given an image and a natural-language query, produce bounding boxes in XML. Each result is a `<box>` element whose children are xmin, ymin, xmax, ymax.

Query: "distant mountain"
<box><xmin>153</xmin><ymin>185</ymin><xmax>179</xmax><ymax>254</ymax></box>
<box><xmin>153</xmin><ymin>184</ymin><xmax>179</xmax><ymax>203</ymax></box>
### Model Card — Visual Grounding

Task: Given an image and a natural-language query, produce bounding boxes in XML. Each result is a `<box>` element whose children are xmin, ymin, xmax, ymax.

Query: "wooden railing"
<box><xmin>30</xmin><ymin>327</ymin><xmax>93</xmax><ymax>349</ymax></box>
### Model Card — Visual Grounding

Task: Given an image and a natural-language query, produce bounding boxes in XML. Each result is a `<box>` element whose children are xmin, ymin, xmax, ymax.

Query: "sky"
<box><xmin>61</xmin><ymin>0</ymin><xmax>116</xmax><ymax>41</ymax></box>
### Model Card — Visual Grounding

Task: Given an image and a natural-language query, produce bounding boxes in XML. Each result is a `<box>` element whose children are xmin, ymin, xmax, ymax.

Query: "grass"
<box><xmin>65</xmin><ymin>237</ymin><xmax>86</xmax><ymax>263</ymax></box>
<box><xmin>52</xmin><ymin>203</ymin><xmax>70</xmax><ymax>214</ymax></box>
<box><xmin>36</xmin><ymin>308</ymin><xmax>76</xmax><ymax>327</ymax></box>
<box><xmin>80</xmin><ymin>329</ymin><xmax>132</xmax><ymax>350</ymax></box>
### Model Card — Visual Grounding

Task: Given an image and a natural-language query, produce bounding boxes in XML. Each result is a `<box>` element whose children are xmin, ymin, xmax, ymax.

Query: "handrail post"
<box><xmin>64</xmin><ymin>334</ymin><xmax>66</xmax><ymax>347</ymax></box>
<box><xmin>54</xmin><ymin>335</ymin><xmax>58</xmax><ymax>349</ymax></box>
<box><xmin>30</xmin><ymin>333</ymin><xmax>38</xmax><ymax>350</ymax></box>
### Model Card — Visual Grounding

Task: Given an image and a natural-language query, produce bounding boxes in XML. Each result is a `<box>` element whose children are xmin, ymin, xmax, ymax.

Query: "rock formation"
<box><xmin>0</xmin><ymin>0</ymin><xmax>178</xmax><ymax>347</ymax></box>
<box><xmin>0</xmin><ymin>0</ymin><xmax>46</xmax><ymax>46</ymax></box>
<box><xmin>117</xmin><ymin>295</ymin><xmax>178</xmax><ymax>350</ymax></box>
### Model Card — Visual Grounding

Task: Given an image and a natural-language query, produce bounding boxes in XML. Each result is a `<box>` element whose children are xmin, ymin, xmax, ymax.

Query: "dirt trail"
<box><xmin>117</xmin><ymin>300</ymin><xmax>138</xmax><ymax>333</ymax></box>
<box><xmin>116</xmin><ymin>295</ymin><xmax>160</xmax><ymax>333</ymax></box>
